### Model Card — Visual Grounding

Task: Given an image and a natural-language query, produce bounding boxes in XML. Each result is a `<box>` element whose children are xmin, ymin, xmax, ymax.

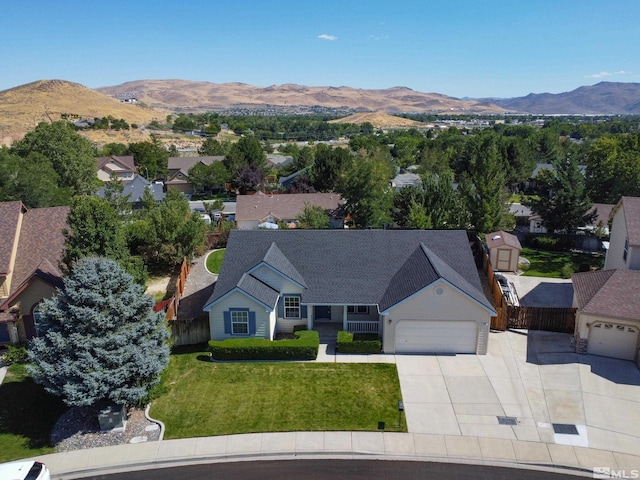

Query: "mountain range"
<box><xmin>1</xmin><ymin>79</ymin><xmax>640</xmax><ymax>145</ymax></box>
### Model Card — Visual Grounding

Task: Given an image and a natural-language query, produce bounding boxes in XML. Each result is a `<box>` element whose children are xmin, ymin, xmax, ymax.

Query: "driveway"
<box><xmin>396</xmin><ymin>330</ymin><xmax>640</xmax><ymax>456</ymax></box>
<box><xmin>504</xmin><ymin>274</ymin><xmax>574</xmax><ymax>307</ymax></box>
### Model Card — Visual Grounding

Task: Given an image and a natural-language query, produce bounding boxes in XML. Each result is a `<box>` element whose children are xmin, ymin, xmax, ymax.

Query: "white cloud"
<box><xmin>586</xmin><ymin>70</ymin><xmax>631</xmax><ymax>79</ymax></box>
<box><xmin>318</xmin><ymin>34</ymin><xmax>337</xmax><ymax>41</ymax></box>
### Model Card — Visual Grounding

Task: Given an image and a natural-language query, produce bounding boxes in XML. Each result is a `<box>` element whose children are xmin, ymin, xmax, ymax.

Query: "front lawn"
<box><xmin>150</xmin><ymin>347</ymin><xmax>405</xmax><ymax>438</ymax></box>
<box><xmin>205</xmin><ymin>249</ymin><xmax>225</xmax><ymax>274</ymax></box>
<box><xmin>520</xmin><ymin>247</ymin><xmax>604</xmax><ymax>278</ymax></box>
<box><xmin>0</xmin><ymin>363</ymin><xmax>68</xmax><ymax>463</ymax></box>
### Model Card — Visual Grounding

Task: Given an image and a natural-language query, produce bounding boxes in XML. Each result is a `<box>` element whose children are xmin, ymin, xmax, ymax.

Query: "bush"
<box><xmin>337</xmin><ymin>331</ymin><xmax>381</xmax><ymax>354</ymax></box>
<box><xmin>209</xmin><ymin>330</ymin><xmax>319</xmax><ymax>360</ymax></box>
<box><xmin>2</xmin><ymin>343</ymin><xmax>28</xmax><ymax>365</ymax></box>
<box><xmin>561</xmin><ymin>263</ymin><xmax>574</xmax><ymax>279</ymax></box>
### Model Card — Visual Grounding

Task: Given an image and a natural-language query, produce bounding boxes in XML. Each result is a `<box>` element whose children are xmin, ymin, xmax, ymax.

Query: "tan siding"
<box><xmin>237</xmin><ymin>220</ymin><xmax>260</xmax><ymax>230</ymax></box>
<box><xmin>605</xmin><ymin>207</ymin><xmax>629</xmax><ymax>270</ymax></box>
<box><xmin>9</xmin><ymin>279</ymin><xmax>56</xmax><ymax>315</ymax></box>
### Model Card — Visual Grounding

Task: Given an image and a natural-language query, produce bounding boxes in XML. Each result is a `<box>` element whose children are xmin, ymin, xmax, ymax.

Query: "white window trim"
<box><xmin>284</xmin><ymin>295</ymin><xmax>300</xmax><ymax>319</ymax></box>
<box><xmin>231</xmin><ymin>310</ymin><xmax>249</xmax><ymax>335</ymax></box>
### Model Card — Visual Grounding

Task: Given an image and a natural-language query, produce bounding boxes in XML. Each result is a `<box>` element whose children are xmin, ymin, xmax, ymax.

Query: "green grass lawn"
<box><xmin>0</xmin><ymin>364</ymin><xmax>68</xmax><ymax>463</ymax></box>
<box><xmin>520</xmin><ymin>247</ymin><xmax>604</xmax><ymax>278</ymax></box>
<box><xmin>205</xmin><ymin>249</ymin><xmax>225</xmax><ymax>274</ymax></box>
<box><xmin>150</xmin><ymin>347</ymin><xmax>406</xmax><ymax>438</ymax></box>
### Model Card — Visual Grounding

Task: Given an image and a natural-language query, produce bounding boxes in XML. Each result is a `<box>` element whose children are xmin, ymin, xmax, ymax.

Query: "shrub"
<box><xmin>209</xmin><ymin>330</ymin><xmax>319</xmax><ymax>360</ymax></box>
<box><xmin>337</xmin><ymin>331</ymin><xmax>381</xmax><ymax>354</ymax></box>
<box><xmin>561</xmin><ymin>263</ymin><xmax>574</xmax><ymax>279</ymax></box>
<box><xmin>2</xmin><ymin>343</ymin><xmax>28</xmax><ymax>365</ymax></box>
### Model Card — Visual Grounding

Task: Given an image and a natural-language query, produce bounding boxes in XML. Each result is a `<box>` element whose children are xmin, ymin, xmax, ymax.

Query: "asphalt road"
<box><xmin>77</xmin><ymin>459</ymin><xmax>587</xmax><ymax>480</ymax></box>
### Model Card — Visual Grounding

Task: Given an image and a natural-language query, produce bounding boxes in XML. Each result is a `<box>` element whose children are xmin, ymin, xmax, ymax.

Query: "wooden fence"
<box><xmin>170</xmin><ymin>316</ymin><xmax>210</xmax><ymax>346</ymax></box>
<box><xmin>473</xmin><ymin>234</ymin><xmax>577</xmax><ymax>334</ymax></box>
<box><xmin>153</xmin><ymin>258</ymin><xmax>191</xmax><ymax>322</ymax></box>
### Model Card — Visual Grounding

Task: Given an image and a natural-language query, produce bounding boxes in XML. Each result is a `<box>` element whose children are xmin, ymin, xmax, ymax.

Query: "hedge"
<box><xmin>337</xmin><ymin>331</ymin><xmax>381</xmax><ymax>354</ymax></box>
<box><xmin>209</xmin><ymin>330</ymin><xmax>319</xmax><ymax>360</ymax></box>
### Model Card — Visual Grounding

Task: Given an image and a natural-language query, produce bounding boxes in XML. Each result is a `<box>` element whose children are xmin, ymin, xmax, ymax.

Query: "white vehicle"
<box><xmin>0</xmin><ymin>461</ymin><xmax>50</xmax><ymax>480</ymax></box>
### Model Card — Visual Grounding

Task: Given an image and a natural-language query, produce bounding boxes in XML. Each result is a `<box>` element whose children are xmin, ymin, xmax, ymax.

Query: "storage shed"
<box><xmin>486</xmin><ymin>230</ymin><xmax>522</xmax><ymax>272</ymax></box>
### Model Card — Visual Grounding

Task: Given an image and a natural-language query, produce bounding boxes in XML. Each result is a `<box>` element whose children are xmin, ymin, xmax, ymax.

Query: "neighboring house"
<box><xmin>510</xmin><ymin>203</ymin><xmax>532</xmax><ymax>226</ymax></box>
<box><xmin>97</xmin><ymin>175</ymin><xmax>165</xmax><ymax>209</ymax></box>
<box><xmin>572</xmin><ymin>269</ymin><xmax>640</xmax><ymax>361</ymax></box>
<box><xmin>235</xmin><ymin>192</ymin><xmax>345</xmax><ymax>230</ymax></box>
<box><xmin>0</xmin><ymin>201</ymin><xmax>69</xmax><ymax>344</ymax></box>
<box><xmin>586</xmin><ymin>203</ymin><xmax>614</xmax><ymax>236</ymax></box>
<box><xmin>96</xmin><ymin>155</ymin><xmax>136</xmax><ymax>182</ymax></box>
<box><xmin>528</xmin><ymin>214</ymin><xmax>547</xmax><ymax>234</ymax></box>
<box><xmin>391</xmin><ymin>172</ymin><xmax>421</xmax><ymax>191</ymax></box>
<box><xmin>203</xmin><ymin>230</ymin><xmax>496</xmax><ymax>354</ymax></box>
<box><xmin>266</xmin><ymin>154</ymin><xmax>294</xmax><ymax>168</ymax></box>
<box><xmin>166</xmin><ymin>156</ymin><xmax>225</xmax><ymax>194</ymax></box>
<box><xmin>605</xmin><ymin>196</ymin><xmax>640</xmax><ymax>270</ymax></box>
<box><xmin>486</xmin><ymin>230</ymin><xmax>521</xmax><ymax>272</ymax></box>
<box><xmin>278</xmin><ymin>169</ymin><xmax>307</xmax><ymax>190</ymax></box>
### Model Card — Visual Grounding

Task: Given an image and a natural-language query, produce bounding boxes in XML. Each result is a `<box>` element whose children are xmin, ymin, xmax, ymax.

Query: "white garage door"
<box><xmin>395</xmin><ymin>320</ymin><xmax>478</xmax><ymax>354</ymax></box>
<box><xmin>588</xmin><ymin>323</ymin><xmax>639</xmax><ymax>361</ymax></box>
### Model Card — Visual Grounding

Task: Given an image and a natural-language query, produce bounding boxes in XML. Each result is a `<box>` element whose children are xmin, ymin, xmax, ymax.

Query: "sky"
<box><xmin>1</xmin><ymin>0</ymin><xmax>639</xmax><ymax>99</ymax></box>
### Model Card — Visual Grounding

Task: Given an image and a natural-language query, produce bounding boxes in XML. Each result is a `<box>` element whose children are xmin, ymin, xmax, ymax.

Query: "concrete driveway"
<box><xmin>504</xmin><ymin>274</ymin><xmax>574</xmax><ymax>307</ymax></box>
<box><xmin>396</xmin><ymin>330</ymin><xmax>640</xmax><ymax>456</ymax></box>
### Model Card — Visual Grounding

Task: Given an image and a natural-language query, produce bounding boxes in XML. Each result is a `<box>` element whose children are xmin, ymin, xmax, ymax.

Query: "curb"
<box><xmin>144</xmin><ymin>404</ymin><xmax>165</xmax><ymax>441</ymax></box>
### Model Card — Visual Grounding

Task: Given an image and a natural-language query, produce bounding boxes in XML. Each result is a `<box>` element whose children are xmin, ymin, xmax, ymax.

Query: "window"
<box><xmin>284</xmin><ymin>296</ymin><xmax>300</xmax><ymax>318</ymax></box>
<box><xmin>624</xmin><ymin>238</ymin><xmax>629</xmax><ymax>261</ymax></box>
<box><xmin>231</xmin><ymin>310</ymin><xmax>249</xmax><ymax>334</ymax></box>
<box><xmin>32</xmin><ymin>303</ymin><xmax>43</xmax><ymax>336</ymax></box>
<box><xmin>347</xmin><ymin>306</ymin><xmax>369</xmax><ymax>314</ymax></box>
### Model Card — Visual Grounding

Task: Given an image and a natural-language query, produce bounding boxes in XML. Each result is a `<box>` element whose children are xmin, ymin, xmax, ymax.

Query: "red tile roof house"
<box><xmin>0</xmin><ymin>201</ymin><xmax>69</xmax><ymax>344</ymax></box>
<box><xmin>605</xmin><ymin>196</ymin><xmax>640</xmax><ymax>271</ymax></box>
<box><xmin>235</xmin><ymin>192</ymin><xmax>345</xmax><ymax>230</ymax></box>
<box><xmin>572</xmin><ymin>269</ymin><xmax>640</xmax><ymax>361</ymax></box>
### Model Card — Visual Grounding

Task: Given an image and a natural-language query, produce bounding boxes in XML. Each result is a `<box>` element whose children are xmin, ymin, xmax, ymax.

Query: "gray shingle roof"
<box><xmin>236</xmin><ymin>273</ymin><xmax>280</xmax><ymax>308</ymax></box>
<box><xmin>205</xmin><ymin>230</ymin><xmax>493</xmax><ymax>312</ymax></box>
<box><xmin>261</xmin><ymin>243</ymin><xmax>306</xmax><ymax>287</ymax></box>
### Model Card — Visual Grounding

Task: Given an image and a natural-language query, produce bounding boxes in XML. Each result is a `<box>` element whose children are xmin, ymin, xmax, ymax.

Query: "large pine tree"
<box><xmin>28</xmin><ymin>257</ymin><xmax>170</xmax><ymax>407</ymax></box>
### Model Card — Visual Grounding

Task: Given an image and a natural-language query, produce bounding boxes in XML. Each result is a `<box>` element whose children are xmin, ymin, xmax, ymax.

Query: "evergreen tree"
<box><xmin>27</xmin><ymin>257</ymin><xmax>170</xmax><ymax>407</ymax></box>
<box><xmin>526</xmin><ymin>154</ymin><xmax>596</xmax><ymax>233</ymax></box>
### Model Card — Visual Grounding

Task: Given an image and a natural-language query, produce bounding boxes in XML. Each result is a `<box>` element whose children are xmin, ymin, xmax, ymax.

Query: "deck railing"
<box><xmin>347</xmin><ymin>320</ymin><xmax>379</xmax><ymax>333</ymax></box>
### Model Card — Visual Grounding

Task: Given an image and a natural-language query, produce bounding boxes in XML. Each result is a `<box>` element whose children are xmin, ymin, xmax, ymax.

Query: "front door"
<box><xmin>314</xmin><ymin>306</ymin><xmax>331</xmax><ymax>321</ymax></box>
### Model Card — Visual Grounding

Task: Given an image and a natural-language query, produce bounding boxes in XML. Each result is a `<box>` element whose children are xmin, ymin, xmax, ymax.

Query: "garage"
<box><xmin>588</xmin><ymin>323</ymin><xmax>639</xmax><ymax>361</ymax></box>
<box><xmin>395</xmin><ymin>320</ymin><xmax>478</xmax><ymax>354</ymax></box>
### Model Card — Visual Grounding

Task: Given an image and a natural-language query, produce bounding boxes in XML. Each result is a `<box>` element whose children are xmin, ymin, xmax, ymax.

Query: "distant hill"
<box><xmin>96</xmin><ymin>80</ymin><xmax>507</xmax><ymax>115</ymax></box>
<box><xmin>0</xmin><ymin>80</ymin><xmax>164</xmax><ymax>145</ymax></box>
<box><xmin>328</xmin><ymin>112</ymin><xmax>429</xmax><ymax>129</ymax></box>
<box><xmin>492</xmin><ymin>82</ymin><xmax>640</xmax><ymax>114</ymax></box>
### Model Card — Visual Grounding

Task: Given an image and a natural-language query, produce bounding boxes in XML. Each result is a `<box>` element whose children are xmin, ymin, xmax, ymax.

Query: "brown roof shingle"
<box><xmin>620</xmin><ymin>196</ymin><xmax>640</xmax><ymax>246</ymax></box>
<box><xmin>485</xmin><ymin>230</ymin><xmax>522</xmax><ymax>250</ymax></box>
<box><xmin>0</xmin><ymin>201</ymin><xmax>26</xmax><ymax>275</ymax></box>
<box><xmin>10</xmin><ymin>205</ymin><xmax>69</xmax><ymax>295</ymax></box>
<box><xmin>236</xmin><ymin>192</ymin><xmax>344</xmax><ymax>222</ymax></box>
<box><xmin>572</xmin><ymin>269</ymin><xmax>640</xmax><ymax>321</ymax></box>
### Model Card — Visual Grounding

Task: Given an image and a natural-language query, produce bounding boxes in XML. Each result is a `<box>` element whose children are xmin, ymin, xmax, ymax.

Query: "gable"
<box><xmin>205</xmin><ymin>230</ymin><xmax>488</xmax><ymax>310</ymax></box>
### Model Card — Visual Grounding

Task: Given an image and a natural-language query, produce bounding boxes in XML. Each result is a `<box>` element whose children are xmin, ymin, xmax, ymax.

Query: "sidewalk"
<box><xmin>35</xmin><ymin>430</ymin><xmax>640</xmax><ymax>479</ymax></box>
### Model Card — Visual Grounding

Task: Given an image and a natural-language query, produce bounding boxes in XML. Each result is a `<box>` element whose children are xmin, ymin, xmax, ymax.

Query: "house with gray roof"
<box><xmin>605</xmin><ymin>196</ymin><xmax>640</xmax><ymax>270</ymax></box>
<box><xmin>97</xmin><ymin>175</ymin><xmax>165</xmax><ymax>208</ymax></box>
<box><xmin>203</xmin><ymin>230</ymin><xmax>496</xmax><ymax>354</ymax></box>
<box><xmin>573</xmin><ymin>269</ymin><xmax>640</xmax><ymax>361</ymax></box>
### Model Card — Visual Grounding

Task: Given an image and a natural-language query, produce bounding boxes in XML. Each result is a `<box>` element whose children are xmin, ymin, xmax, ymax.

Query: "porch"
<box><xmin>310</xmin><ymin>305</ymin><xmax>380</xmax><ymax>334</ymax></box>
